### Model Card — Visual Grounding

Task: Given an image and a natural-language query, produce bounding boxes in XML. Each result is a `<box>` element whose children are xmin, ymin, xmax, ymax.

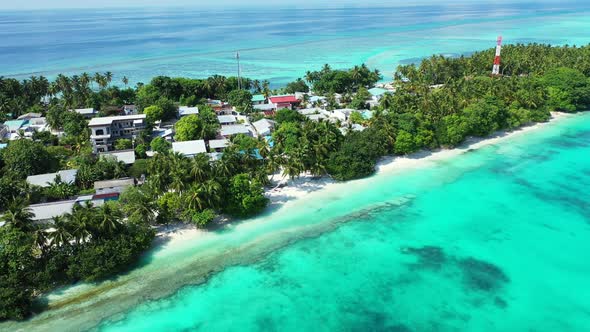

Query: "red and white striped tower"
<box><xmin>491</xmin><ymin>35</ymin><xmax>503</xmax><ymax>76</ymax></box>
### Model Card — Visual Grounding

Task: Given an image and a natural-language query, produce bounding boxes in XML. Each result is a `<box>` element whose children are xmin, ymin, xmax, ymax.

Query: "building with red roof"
<box><xmin>268</xmin><ymin>95</ymin><xmax>300</xmax><ymax>110</ymax></box>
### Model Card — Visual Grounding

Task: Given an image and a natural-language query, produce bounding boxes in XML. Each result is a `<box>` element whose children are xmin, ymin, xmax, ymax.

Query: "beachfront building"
<box><xmin>208</xmin><ymin>139</ymin><xmax>229</xmax><ymax>152</ymax></box>
<box><xmin>220</xmin><ymin>124</ymin><xmax>252</xmax><ymax>138</ymax></box>
<box><xmin>172</xmin><ymin>140</ymin><xmax>207</xmax><ymax>157</ymax></box>
<box><xmin>26</xmin><ymin>169</ymin><xmax>78</xmax><ymax>188</ymax></box>
<box><xmin>251</xmin><ymin>119</ymin><xmax>276</xmax><ymax>137</ymax></box>
<box><xmin>269</xmin><ymin>95</ymin><xmax>300</xmax><ymax>110</ymax></box>
<box><xmin>28</xmin><ymin>200</ymin><xmax>78</xmax><ymax>223</ymax></box>
<box><xmin>94</xmin><ymin>178</ymin><xmax>136</xmax><ymax>195</ymax></box>
<box><xmin>179</xmin><ymin>106</ymin><xmax>199</xmax><ymax>117</ymax></box>
<box><xmin>218</xmin><ymin>115</ymin><xmax>237</xmax><ymax>126</ymax></box>
<box><xmin>73</xmin><ymin>108</ymin><xmax>99</xmax><ymax>119</ymax></box>
<box><xmin>99</xmin><ymin>149</ymin><xmax>136</xmax><ymax>165</ymax></box>
<box><xmin>88</xmin><ymin>114</ymin><xmax>146</xmax><ymax>153</ymax></box>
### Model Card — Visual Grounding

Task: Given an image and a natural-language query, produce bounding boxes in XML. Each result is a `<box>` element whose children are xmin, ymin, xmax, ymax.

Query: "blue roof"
<box><xmin>252</xmin><ymin>94</ymin><xmax>265</xmax><ymax>102</ymax></box>
<box><xmin>361</xmin><ymin>110</ymin><xmax>374</xmax><ymax>120</ymax></box>
<box><xmin>0</xmin><ymin>143</ymin><xmax>7</xmax><ymax>150</ymax></box>
<box><xmin>264</xmin><ymin>135</ymin><xmax>274</xmax><ymax>148</ymax></box>
<box><xmin>368</xmin><ymin>87</ymin><xmax>389</xmax><ymax>96</ymax></box>
<box><xmin>239</xmin><ymin>149</ymin><xmax>263</xmax><ymax>160</ymax></box>
<box><xmin>4</xmin><ymin>119</ymin><xmax>28</xmax><ymax>131</ymax></box>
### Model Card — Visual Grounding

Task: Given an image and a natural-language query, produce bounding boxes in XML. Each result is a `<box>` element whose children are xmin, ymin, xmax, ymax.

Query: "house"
<box><xmin>26</xmin><ymin>169</ymin><xmax>78</xmax><ymax>188</ymax></box>
<box><xmin>29</xmin><ymin>200</ymin><xmax>77</xmax><ymax>222</ymax></box>
<box><xmin>99</xmin><ymin>149</ymin><xmax>136</xmax><ymax>165</ymax></box>
<box><xmin>218</xmin><ymin>115</ymin><xmax>237</xmax><ymax>126</ymax></box>
<box><xmin>88</xmin><ymin>114</ymin><xmax>146</xmax><ymax>153</ymax></box>
<box><xmin>94</xmin><ymin>178</ymin><xmax>135</xmax><ymax>195</ymax></box>
<box><xmin>208</xmin><ymin>139</ymin><xmax>229</xmax><ymax>152</ymax></box>
<box><xmin>73</xmin><ymin>108</ymin><xmax>98</xmax><ymax>119</ymax></box>
<box><xmin>269</xmin><ymin>95</ymin><xmax>300</xmax><ymax>110</ymax></box>
<box><xmin>253</xmin><ymin>103</ymin><xmax>277</xmax><ymax>115</ymax></box>
<box><xmin>152</xmin><ymin>128</ymin><xmax>174</xmax><ymax>142</ymax></box>
<box><xmin>309</xmin><ymin>96</ymin><xmax>327</xmax><ymax>106</ymax></box>
<box><xmin>331</xmin><ymin>109</ymin><xmax>356</xmax><ymax>122</ymax></box>
<box><xmin>4</xmin><ymin>119</ymin><xmax>29</xmax><ymax>134</ymax></box>
<box><xmin>179</xmin><ymin>106</ymin><xmax>199</xmax><ymax>117</ymax></box>
<box><xmin>252</xmin><ymin>94</ymin><xmax>266</xmax><ymax>105</ymax></box>
<box><xmin>28</xmin><ymin>117</ymin><xmax>49</xmax><ymax>132</ymax></box>
<box><xmin>123</xmin><ymin>105</ymin><xmax>138</xmax><ymax>115</ymax></box>
<box><xmin>17</xmin><ymin>112</ymin><xmax>42</xmax><ymax>120</ymax></box>
<box><xmin>220</xmin><ymin>124</ymin><xmax>252</xmax><ymax>138</ymax></box>
<box><xmin>172</xmin><ymin>140</ymin><xmax>207</xmax><ymax>157</ymax></box>
<box><xmin>252</xmin><ymin>119</ymin><xmax>275</xmax><ymax>137</ymax></box>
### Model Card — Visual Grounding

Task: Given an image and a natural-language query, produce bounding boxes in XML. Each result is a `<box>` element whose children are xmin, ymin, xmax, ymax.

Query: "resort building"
<box><xmin>73</xmin><ymin>108</ymin><xmax>99</xmax><ymax>119</ymax></box>
<box><xmin>88</xmin><ymin>114</ymin><xmax>146</xmax><ymax>153</ymax></box>
<box><xmin>179</xmin><ymin>106</ymin><xmax>199</xmax><ymax>117</ymax></box>
<box><xmin>26</xmin><ymin>169</ymin><xmax>78</xmax><ymax>188</ymax></box>
<box><xmin>17</xmin><ymin>112</ymin><xmax>42</xmax><ymax>120</ymax></box>
<box><xmin>208</xmin><ymin>139</ymin><xmax>230</xmax><ymax>152</ymax></box>
<box><xmin>29</xmin><ymin>200</ymin><xmax>78</xmax><ymax>223</ymax></box>
<box><xmin>172</xmin><ymin>140</ymin><xmax>207</xmax><ymax>157</ymax></box>
<box><xmin>220</xmin><ymin>124</ymin><xmax>252</xmax><ymax>138</ymax></box>
<box><xmin>331</xmin><ymin>109</ymin><xmax>356</xmax><ymax>122</ymax></box>
<box><xmin>99</xmin><ymin>149</ymin><xmax>136</xmax><ymax>165</ymax></box>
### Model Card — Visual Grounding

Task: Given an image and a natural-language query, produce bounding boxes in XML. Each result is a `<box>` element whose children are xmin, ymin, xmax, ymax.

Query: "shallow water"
<box><xmin>92</xmin><ymin>113</ymin><xmax>590</xmax><ymax>332</ymax></box>
<box><xmin>3</xmin><ymin>113</ymin><xmax>589</xmax><ymax>332</ymax></box>
<box><xmin>1</xmin><ymin>2</ymin><xmax>590</xmax><ymax>86</ymax></box>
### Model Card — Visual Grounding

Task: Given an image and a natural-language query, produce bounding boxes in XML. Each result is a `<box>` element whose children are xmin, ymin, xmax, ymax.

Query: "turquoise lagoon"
<box><xmin>3</xmin><ymin>113</ymin><xmax>589</xmax><ymax>331</ymax></box>
<box><xmin>2</xmin><ymin>2</ymin><xmax>590</xmax><ymax>86</ymax></box>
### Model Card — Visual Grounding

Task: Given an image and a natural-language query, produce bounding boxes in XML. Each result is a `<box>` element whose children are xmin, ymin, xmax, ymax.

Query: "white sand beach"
<box><xmin>157</xmin><ymin>112</ymin><xmax>573</xmax><ymax>248</ymax></box>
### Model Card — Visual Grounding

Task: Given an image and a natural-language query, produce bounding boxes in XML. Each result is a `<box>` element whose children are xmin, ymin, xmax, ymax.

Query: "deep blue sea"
<box><xmin>1</xmin><ymin>2</ymin><xmax>590</xmax><ymax>86</ymax></box>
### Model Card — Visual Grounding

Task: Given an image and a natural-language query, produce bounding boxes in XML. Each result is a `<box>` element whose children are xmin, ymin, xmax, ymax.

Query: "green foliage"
<box><xmin>1</xmin><ymin>139</ymin><xmax>56</xmax><ymax>177</ymax></box>
<box><xmin>225</xmin><ymin>174</ymin><xmax>268</xmax><ymax>218</ymax></box>
<box><xmin>114</xmin><ymin>139</ymin><xmax>132</xmax><ymax>151</ymax></box>
<box><xmin>284</xmin><ymin>78</ymin><xmax>309</xmax><ymax>93</ymax></box>
<box><xmin>327</xmin><ymin>128</ymin><xmax>386</xmax><ymax>181</ymax></box>
<box><xmin>128</xmin><ymin>159</ymin><xmax>149</xmax><ymax>179</ymax></box>
<box><xmin>349</xmin><ymin>111</ymin><xmax>364</xmax><ymax>125</ymax></box>
<box><xmin>62</xmin><ymin>111</ymin><xmax>88</xmax><ymax>137</ymax></box>
<box><xmin>349</xmin><ymin>87</ymin><xmax>371</xmax><ymax>110</ymax></box>
<box><xmin>174</xmin><ymin>115</ymin><xmax>204</xmax><ymax>142</ymax></box>
<box><xmin>394</xmin><ymin>130</ymin><xmax>417</xmax><ymax>155</ymax></box>
<box><xmin>306</xmin><ymin>64</ymin><xmax>381</xmax><ymax>94</ymax></box>
<box><xmin>227</xmin><ymin>89</ymin><xmax>253</xmax><ymax>114</ymax></box>
<box><xmin>143</xmin><ymin>105</ymin><xmax>165</xmax><ymax>123</ymax></box>
<box><xmin>274</xmin><ymin>108</ymin><xmax>305</xmax><ymax>124</ymax></box>
<box><xmin>150</xmin><ymin>137</ymin><xmax>171</xmax><ymax>154</ymax></box>
<box><xmin>190</xmin><ymin>209</ymin><xmax>216</xmax><ymax>228</ymax></box>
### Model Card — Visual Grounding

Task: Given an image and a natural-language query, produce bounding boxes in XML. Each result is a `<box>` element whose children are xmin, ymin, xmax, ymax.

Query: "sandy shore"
<box><xmin>157</xmin><ymin>112</ymin><xmax>573</xmax><ymax>247</ymax></box>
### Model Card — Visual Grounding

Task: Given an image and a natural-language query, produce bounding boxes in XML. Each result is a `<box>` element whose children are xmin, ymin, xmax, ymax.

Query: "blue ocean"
<box><xmin>1</xmin><ymin>2</ymin><xmax>590</xmax><ymax>332</ymax></box>
<box><xmin>1</xmin><ymin>2</ymin><xmax>590</xmax><ymax>86</ymax></box>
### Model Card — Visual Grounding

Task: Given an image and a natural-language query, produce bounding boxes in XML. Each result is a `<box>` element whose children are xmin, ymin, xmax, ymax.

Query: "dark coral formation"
<box><xmin>457</xmin><ymin>257</ymin><xmax>510</xmax><ymax>292</ymax></box>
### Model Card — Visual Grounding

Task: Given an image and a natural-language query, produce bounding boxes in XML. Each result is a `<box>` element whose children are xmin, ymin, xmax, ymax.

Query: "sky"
<box><xmin>0</xmin><ymin>0</ymin><xmax>533</xmax><ymax>11</ymax></box>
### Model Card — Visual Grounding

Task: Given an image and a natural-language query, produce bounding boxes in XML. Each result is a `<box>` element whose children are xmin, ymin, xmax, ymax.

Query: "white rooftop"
<box><xmin>208</xmin><ymin>139</ymin><xmax>229</xmax><ymax>150</ymax></box>
<box><xmin>253</xmin><ymin>103</ymin><xmax>277</xmax><ymax>111</ymax></box>
<box><xmin>26</xmin><ymin>169</ymin><xmax>78</xmax><ymax>188</ymax></box>
<box><xmin>89</xmin><ymin>114</ymin><xmax>146</xmax><ymax>126</ymax></box>
<box><xmin>99</xmin><ymin>150</ymin><xmax>136</xmax><ymax>165</ymax></box>
<box><xmin>252</xmin><ymin>119</ymin><xmax>275</xmax><ymax>135</ymax></box>
<box><xmin>220</xmin><ymin>124</ymin><xmax>251</xmax><ymax>137</ymax></box>
<box><xmin>29</xmin><ymin>200</ymin><xmax>77</xmax><ymax>221</ymax></box>
<box><xmin>217</xmin><ymin>115</ymin><xmax>237</xmax><ymax>124</ymax></box>
<box><xmin>172</xmin><ymin>140</ymin><xmax>207</xmax><ymax>157</ymax></box>
<box><xmin>179</xmin><ymin>106</ymin><xmax>199</xmax><ymax>116</ymax></box>
<box><xmin>74</xmin><ymin>108</ymin><xmax>97</xmax><ymax>115</ymax></box>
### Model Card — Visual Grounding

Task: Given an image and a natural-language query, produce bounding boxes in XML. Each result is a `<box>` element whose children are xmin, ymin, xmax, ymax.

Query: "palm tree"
<box><xmin>97</xmin><ymin>202</ymin><xmax>123</xmax><ymax>236</ymax></box>
<box><xmin>49</xmin><ymin>215</ymin><xmax>72</xmax><ymax>247</ymax></box>
<box><xmin>185</xmin><ymin>183</ymin><xmax>207</xmax><ymax>212</ymax></box>
<box><xmin>190</xmin><ymin>154</ymin><xmax>211</xmax><ymax>182</ymax></box>
<box><xmin>105</xmin><ymin>71</ymin><xmax>113</xmax><ymax>88</ymax></box>
<box><xmin>32</xmin><ymin>225</ymin><xmax>50</xmax><ymax>252</ymax></box>
<box><xmin>122</xmin><ymin>76</ymin><xmax>129</xmax><ymax>88</ymax></box>
<box><xmin>1</xmin><ymin>199</ymin><xmax>34</xmax><ymax>231</ymax></box>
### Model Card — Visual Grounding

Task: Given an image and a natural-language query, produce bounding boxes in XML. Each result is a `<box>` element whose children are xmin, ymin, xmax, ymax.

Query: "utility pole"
<box><xmin>236</xmin><ymin>51</ymin><xmax>242</xmax><ymax>90</ymax></box>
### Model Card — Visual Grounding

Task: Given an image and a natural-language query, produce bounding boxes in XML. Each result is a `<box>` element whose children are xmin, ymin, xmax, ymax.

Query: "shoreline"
<box><xmin>156</xmin><ymin>112</ymin><xmax>574</xmax><ymax>248</ymax></box>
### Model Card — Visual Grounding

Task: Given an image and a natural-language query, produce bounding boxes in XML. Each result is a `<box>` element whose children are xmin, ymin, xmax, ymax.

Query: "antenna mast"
<box><xmin>492</xmin><ymin>36</ymin><xmax>503</xmax><ymax>76</ymax></box>
<box><xmin>236</xmin><ymin>51</ymin><xmax>242</xmax><ymax>90</ymax></box>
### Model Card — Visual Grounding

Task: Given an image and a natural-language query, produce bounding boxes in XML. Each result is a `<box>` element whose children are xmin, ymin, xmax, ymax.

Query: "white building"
<box><xmin>218</xmin><ymin>115</ymin><xmax>237</xmax><ymax>126</ymax></box>
<box><xmin>220</xmin><ymin>124</ymin><xmax>252</xmax><ymax>138</ymax></box>
<box><xmin>73</xmin><ymin>108</ymin><xmax>98</xmax><ymax>119</ymax></box>
<box><xmin>172</xmin><ymin>140</ymin><xmax>207</xmax><ymax>157</ymax></box>
<box><xmin>208</xmin><ymin>139</ymin><xmax>229</xmax><ymax>152</ymax></box>
<box><xmin>99</xmin><ymin>150</ymin><xmax>136</xmax><ymax>165</ymax></box>
<box><xmin>179</xmin><ymin>106</ymin><xmax>199</xmax><ymax>117</ymax></box>
<box><xmin>252</xmin><ymin>119</ymin><xmax>276</xmax><ymax>137</ymax></box>
<box><xmin>88</xmin><ymin>114</ymin><xmax>146</xmax><ymax>153</ymax></box>
<box><xmin>26</xmin><ymin>169</ymin><xmax>78</xmax><ymax>188</ymax></box>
